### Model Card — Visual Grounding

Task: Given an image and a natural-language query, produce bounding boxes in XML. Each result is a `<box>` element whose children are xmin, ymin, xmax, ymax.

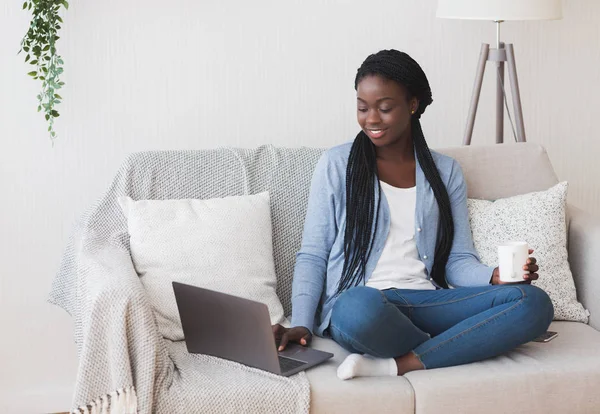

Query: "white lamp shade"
<box><xmin>436</xmin><ymin>0</ymin><xmax>563</xmax><ymax>21</ymax></box>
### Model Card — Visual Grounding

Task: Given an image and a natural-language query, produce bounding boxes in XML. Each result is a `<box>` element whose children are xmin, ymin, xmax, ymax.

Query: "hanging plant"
<box><xmin>19</xmin><ymin>0</ymin><xmax>69</xmax><ymax>141</ymax></box>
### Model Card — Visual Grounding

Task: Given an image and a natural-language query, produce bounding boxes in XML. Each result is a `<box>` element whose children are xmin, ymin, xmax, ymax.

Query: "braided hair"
<box><xmin>337</xmin><ymin>49</ymin><xmax>453</xmax><ymax>293</ymax></box>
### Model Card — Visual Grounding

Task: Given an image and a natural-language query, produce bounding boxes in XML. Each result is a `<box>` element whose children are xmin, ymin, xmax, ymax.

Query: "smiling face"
<box><xmin>356</xmin><ymin>75</ymin><xmax>418</xmax><ymax>149</ymax></box>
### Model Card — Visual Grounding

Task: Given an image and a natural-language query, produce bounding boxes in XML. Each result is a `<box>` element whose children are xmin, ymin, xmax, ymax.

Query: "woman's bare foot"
<box><xmin>395</xmin><ymin>352</ymin><xmax>424</xmax><ymax>375</ymax></box>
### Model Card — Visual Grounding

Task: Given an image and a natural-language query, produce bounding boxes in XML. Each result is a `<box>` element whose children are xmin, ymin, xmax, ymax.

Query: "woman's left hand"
<box><xmin>522</xmin><ymin>249</ymin><xmax>539</xmax><ymax>283</ymax></box>
<box><xmin>492</xmin><ymin>249</ymin><xmax>539</xmax><ymax>284</ymax></box>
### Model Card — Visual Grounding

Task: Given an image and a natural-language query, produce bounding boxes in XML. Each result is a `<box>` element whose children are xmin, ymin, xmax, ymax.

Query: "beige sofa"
<box><xmin>57</xmin><ymin>141</ymin><xmax>600</xmax><ymax>413</ymax></box>
<box><xmin>306</xmin><ymin>143</ymin><xmax>600</xmax><ymax>414</ymax></box>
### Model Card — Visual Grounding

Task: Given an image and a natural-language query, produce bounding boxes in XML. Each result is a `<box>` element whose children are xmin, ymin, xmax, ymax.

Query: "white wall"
<box><xmin>1</xmin><ymin>0</ymin><xmax>599</xmax><ymax>411</ymax></box>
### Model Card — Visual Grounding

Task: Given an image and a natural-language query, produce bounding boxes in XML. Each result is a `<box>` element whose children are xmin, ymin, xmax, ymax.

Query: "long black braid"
<box><xmin>337</xmin><ymin>49</ymin><xmax>454</xmax><ymax>293</ymax></box>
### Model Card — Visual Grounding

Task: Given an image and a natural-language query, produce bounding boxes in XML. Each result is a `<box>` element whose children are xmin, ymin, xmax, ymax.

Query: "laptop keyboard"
<box><xmin>278</xmin><ymin>356</ymin><xmax>305</xmax><ymax>373</ymax></box>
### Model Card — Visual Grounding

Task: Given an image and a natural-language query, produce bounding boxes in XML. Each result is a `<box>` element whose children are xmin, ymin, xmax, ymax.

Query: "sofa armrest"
<box><xmin>568</xmin><ymin>205</ymin><xmax>600</xmax><ymax>330</ymax></box>
<box><xmin>71</xmin><ymin>244</ymin><xmax>172</xmax><ymax>412</ymax></box>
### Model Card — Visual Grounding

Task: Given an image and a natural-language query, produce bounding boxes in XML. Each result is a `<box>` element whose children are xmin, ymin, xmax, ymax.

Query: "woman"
<box><xmin>273</xmin><ymin>49</ymin><xmax>553</xmax><ymax>380</ymax></box>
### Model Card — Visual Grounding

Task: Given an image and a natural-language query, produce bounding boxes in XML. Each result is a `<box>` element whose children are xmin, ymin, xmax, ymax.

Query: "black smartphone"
<box><xmin>533</xmin><ymin>330</ymin><xmax>558</xmax><ymax>343</ymax></box>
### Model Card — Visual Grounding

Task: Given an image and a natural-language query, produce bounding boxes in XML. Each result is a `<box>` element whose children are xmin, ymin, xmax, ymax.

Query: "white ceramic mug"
<box><xmin>498</xmin><ymin>241</ymin><xmax>529</xmax><ymax>283</ymax></box>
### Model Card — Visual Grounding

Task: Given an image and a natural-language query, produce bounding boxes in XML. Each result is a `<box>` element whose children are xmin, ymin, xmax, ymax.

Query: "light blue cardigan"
<box><xmin>290</xmin><ymin>142</ymin><xmax>495</xmax><ymax>337</ymax></box>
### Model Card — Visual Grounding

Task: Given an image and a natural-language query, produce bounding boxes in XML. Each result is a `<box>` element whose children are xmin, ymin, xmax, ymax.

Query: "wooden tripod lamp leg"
<box><xmin>464</xmin><ymin>43</ymin><xmax>490</xmax><ymax>146</ymax></box>
<box><xmin>496</xmin><ymin>42</ymin><xmax>505</xmax><ymax>144</ymax></box>
<box><xmin>505</xmin><ymin>44</ymin><xmax>527</xmax><ymax>142</ymax></box>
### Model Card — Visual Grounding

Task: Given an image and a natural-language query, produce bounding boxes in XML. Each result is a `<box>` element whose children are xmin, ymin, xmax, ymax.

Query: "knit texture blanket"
<box><xmin>49</xmin><ymin>145</ymin><xmax>325</xmax><ymax>413</ymax></box>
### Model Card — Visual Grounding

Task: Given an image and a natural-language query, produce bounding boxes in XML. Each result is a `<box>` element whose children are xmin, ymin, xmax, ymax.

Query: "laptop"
<box><xmin>172</xmin><ymin>281</ymin><xmax>333</xmax><ymax>376</ymax></box>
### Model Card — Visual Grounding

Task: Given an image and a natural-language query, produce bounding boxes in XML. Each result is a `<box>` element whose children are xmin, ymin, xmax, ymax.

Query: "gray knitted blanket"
<box><xmin>49</xmin><ymin>145</ymin><xmax>325</xmax><ymax>413</ymax></box>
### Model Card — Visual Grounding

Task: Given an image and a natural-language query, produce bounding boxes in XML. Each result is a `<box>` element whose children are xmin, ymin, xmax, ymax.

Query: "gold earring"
<box><xmin>411</xmin><ymin>110</ymin><xmax>415</xmax><ymax>114</ymax></box>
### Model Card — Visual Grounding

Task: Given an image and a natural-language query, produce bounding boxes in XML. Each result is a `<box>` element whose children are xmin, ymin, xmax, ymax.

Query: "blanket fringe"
<box><xmin>73</xmin><ymin>386</ymin><xmax>137</xmax><ymax>414</ymax></box>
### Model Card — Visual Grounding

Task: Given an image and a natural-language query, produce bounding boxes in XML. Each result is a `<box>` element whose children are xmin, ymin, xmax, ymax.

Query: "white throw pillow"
<box><xmin>118</xmin><ymin>191</ymin><xmax>287</xmax><ymax>341</ymax></box>
<box><xmin>467</xmin><ymin>182</ymin><xmax>588</xmax><ymax>323</ymax></box>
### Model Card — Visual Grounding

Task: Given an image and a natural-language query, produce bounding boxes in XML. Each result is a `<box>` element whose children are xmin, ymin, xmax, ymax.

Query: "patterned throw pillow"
<box><xmin>467</xmin><ymin>182</ymin><xmax>588</xmax><ymax>322</ymax></box>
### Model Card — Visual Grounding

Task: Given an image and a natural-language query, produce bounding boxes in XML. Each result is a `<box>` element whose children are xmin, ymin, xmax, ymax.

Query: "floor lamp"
<box><xmin>436</xmin><ymin>0</ymin><xmax>563</xmax><ymax>145</ymax></box>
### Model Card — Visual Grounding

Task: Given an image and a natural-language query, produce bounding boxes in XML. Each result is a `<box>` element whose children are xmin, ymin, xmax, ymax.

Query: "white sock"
<box><xmin>336</xmin><ymin>354</ymin><xmax>398</xmax><ymax>380</ymax></box>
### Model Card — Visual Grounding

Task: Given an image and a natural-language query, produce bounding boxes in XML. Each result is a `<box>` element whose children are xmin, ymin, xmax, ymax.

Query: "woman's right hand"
<box><xmin>272</xmin><ymin>324</ymin><xmax>312</xmax><ymax>351</ymax></box>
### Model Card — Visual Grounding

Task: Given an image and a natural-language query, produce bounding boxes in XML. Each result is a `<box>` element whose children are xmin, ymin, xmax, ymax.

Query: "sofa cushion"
<box><xmin>437</xmin><ymin>143</ymin><xmax>559</xmax><ymax>200</ymax></box>
<box><xmin>307</xmin><ymin>336</ymin><xmax>414</xmax><ymax>414</ymax></box>
<box><xmin>404</xmin><ymin>321</ymin><xmax>600</xmax><ymax>414</ymax></box>
<box><xmin>108</xmin><ymin>146</ymin><xmax>325</xmax><ymax>321</ymax></box>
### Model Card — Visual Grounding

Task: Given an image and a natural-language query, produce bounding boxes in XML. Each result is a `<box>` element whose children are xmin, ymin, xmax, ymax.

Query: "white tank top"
<box><xmin>366</xmin><ymin>181</ymin><xmax>435</xmax><ymax>291</ymax></box>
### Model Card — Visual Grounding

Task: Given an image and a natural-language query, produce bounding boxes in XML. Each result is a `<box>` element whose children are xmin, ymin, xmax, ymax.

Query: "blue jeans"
<box><xmin>329</xmin><ymin>285</ymin><xmax>554</xmax><ymax>369</ymax></box>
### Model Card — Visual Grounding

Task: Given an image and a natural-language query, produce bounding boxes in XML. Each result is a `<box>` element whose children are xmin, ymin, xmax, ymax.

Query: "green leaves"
<box><xmin>20</xmin><ymin>0</ymin><xmax>68</xmax><ymax>141</ymax></box>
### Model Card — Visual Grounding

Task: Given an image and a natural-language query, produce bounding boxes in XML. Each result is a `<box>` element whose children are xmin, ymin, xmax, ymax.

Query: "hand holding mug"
<box><xmin>492</xmin><ymin>242</ymin><xmax>539</xmax><ymax>285</ymax></box>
